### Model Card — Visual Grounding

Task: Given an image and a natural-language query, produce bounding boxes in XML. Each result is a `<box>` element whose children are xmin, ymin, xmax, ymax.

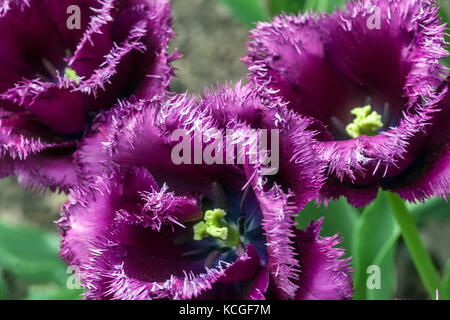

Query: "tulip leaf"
<box><xmin>218</xmin><ymin>0</ymin><xmax>269</xmax><ymax>28</ymax></box>
<box><xmin>296</xmin><ymin>198</ymin><xmax>359</xmax><ymax>257</ymax></box>
<box><xmin>352</xmin><ymin>191</ymin><xmax>400</xmax><ymax>300</ymax></box>
<box><xmin>406</xmin><ymin>197</ymin><xmax>450</xmax><ymax>225</ymax></box>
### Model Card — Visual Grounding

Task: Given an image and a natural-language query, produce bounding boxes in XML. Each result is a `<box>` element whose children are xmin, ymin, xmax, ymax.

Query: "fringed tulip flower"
<box><xmin>0</xmin><ymin>0</ymin><xmax>177</xmax><ymax>191</ymax></box>
<box><xmin>244</xmin><ymin>0</ymin><xmax>449</xmax><ymax>206</ymax></box>
<box><xmin>59</xmin><ymin>87</ymin><xmax>353</xmax><ymax>300</ymax></box>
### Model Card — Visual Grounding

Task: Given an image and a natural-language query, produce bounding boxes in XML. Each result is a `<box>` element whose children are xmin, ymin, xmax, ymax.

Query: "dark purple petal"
<box><xmin>383</xmin><ymin>81</ymin><xmax>450</xmax><ymax>201</ymax></box>
<box><xmin>217</xmin><ymin>244</ymin><xmax>261</xmax><ymax>284</ymax></box>
<box><xmin>250</xmin><ymin>181</ymin><xmax>300</xmax><ymax>299</ymax></box>
<box><xmin>247</xmin><ymin>265</ymin><xmax>269</xmax><ymax>300</ymax></box>
<box><xmin>13</xmin><ymin>145</ymin><xmax>78</xmax><ymax>193</ymax></box>
<box><xmin>294</xmin><ymin>218</ymin><xmax>353</xmax><ymax>300</ymax></box>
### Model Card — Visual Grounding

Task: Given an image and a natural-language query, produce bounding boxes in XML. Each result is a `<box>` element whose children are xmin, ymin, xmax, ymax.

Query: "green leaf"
<box><xmin>25</xmin><ymin>284</ymin><xmax>83</xmax><ymax>300</ymax></box>
<box><xmin>0</xmin><ymin>269</ymin><xmax>6</xmax><ymax>300</ymax></box>
<box><xmin>0</xmin><ymin>221</ymin><xmax>67</xmax><ymax>284</ymax></box>
<box><xmin>443</xmin><ymin>260</ymin><xmax>450</xmax><ymax>300</ymax></box>
<box><xmin>303</xmin><ymin>0</ymin><xmax>346</xmax><ymax>13</ymax></box>
<box><xmin>218</xmin><ymin>0</ymin><xmax>269</xmax><ymax>28</ymax></box>
<box><xmin>268</xmin><ymin>0</ymin><xmax>303</xmax><ymax>16</ymax></box>
<box><xmin>296</xmin><ymin>198</ymin><xmax>359</xmax><ymax>257</ymax></box>
<box><xmin>439</xmin><ymin>1</ymin><xmax>450</xmax><ymax>67</ymax></box>
<box><xmin>406</xmin><ymin>197</ymin><xmax>450</xmax><ymax>225</ymax></box>
<box><xmin>0</xmin><ymin>221</ymin><xmax>83</xmax><ymax>299</ymax></box>
<box><xmin>352</xmin><ymin>191</ymin><xmax>400</xmax><ymax>300</ymax></box>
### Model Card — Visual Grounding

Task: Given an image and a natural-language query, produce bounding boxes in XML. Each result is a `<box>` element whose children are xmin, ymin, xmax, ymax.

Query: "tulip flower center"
<box><xmin>193</xmin><ymin>208</ymin><xmax>241</xmax><ymax>247</ymax></box>
<box><xmin>345</xmin><ymin>105</ymin><xmax>383</xmax><ymax>138</ymax></box>
<box><xmin>37</xmin><ymin>49</ymin><xmax>80</xmax><ymax>84</ymax></box>
<box><xmin>64</xmin><ymin>67</ymin><xmax>80</xmax><ymax>84</ymax></box>
<box><xmin>180</xmin><ymin>183</ymin><xmax>265</xmax><ymax>269</ymax></box>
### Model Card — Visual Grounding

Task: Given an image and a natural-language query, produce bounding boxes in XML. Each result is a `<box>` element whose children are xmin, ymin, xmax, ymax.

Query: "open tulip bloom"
<box><xmin>244</xmin><ymin>0</ymin><xmax>449</xmax><ymax>207</ymax></box>
<box><xmin>0</xmin><ymin>0</ymin><xmax>177</xmax><ymax>192</ymax></box>
<box><xmin>58</xmin><ymin>86</ymin><xmax>354</xmax><ymax>299</ymax></box>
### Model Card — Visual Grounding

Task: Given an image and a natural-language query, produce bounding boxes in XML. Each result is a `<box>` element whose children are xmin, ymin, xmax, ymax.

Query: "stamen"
<box><xmin>345</xmin><ymin>105</ymin><xmax>383</xmax><ymax>138</ymax></box>
<box><xmin>41</xmin><ymin>58</ymin><xmax>58</xmax><ymax>79</ymax></box>
<box><xmin>245</xmin><ymin>208</ymin><xmax>258</xmax><ymax>230</ymax></box>
<box><xmin>331</xmin><ymin>116</ymin><xmax>349</xmax><ymax>137</ymax></box>
<box><xmin>235</xmin><ymin>243</ymin><xmax>245</xmax><ymax>257</ymax></box>
<box><xmin>204</xmin><ymin>249</ymin><xmax>225</xmax><ymax>269</ymax></box>
<box><xmin>193</xmin><ymin>209</ymin><xmax>228</xmax><ymax>241</ymax></box>
<box><xmin>173</xmin><ymin>232</ymin><xmax>194</xmax><ymax>245</ymax></box>
<box><xmin>64</xmin><ymin>67</ymin><xmax>80</xmax><ymax>84</ymax></box>
<box><xmin>382</xmin><ymin>102</ymin><xmax>390</xmax><ymax>129</ymax></box>
<box><xmin>238</xmin><ymin>215</ymin><xmax>246</xmax><ymax>235</ymax></box>
<box><xmin>193</xmin><ymin>208</ymin><xmax>241</xmax><ymax>246</ymax></box>
<box><xmin>212</xmin><ymin>182</ymin><xmax>228</xmax><ymax>209</ymax></box>
<box><xmin>240</xmin><ymin>184</ymin><xmax>250</xmax><ymax>213</ymax></box>
<box><xmin>34</xmin><ymin>73</ymin><xmax>50</xmax><ymax>82</ymax></box>
<box><xmin>200</xmin><ymin>196</ymin><xmax>214</xmax><ymax>212</ymax></box>
<box><xmin>181</xmin><ymin>247</ymin><xmax>212</xmax><ymax>258</ymax></box>
<box><xmin>65</xmin><ymin>48</ymin><xmax>73</xmax><ymax>58</ymax></box>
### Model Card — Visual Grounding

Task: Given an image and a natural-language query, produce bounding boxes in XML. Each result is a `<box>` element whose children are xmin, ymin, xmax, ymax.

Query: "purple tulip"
<box><xmin>59</xmin><ymin>86</ymin><xmax>353</xmax><ymax>299</ymax></box>
<box><xmin>244</xmin><ymin>0</ymin><xmax>449</xmax><ymax>206</ymax></box>
<box><xmin>0</xmin><ymin>0</ymin><xmax>177</xmax><ymax>191</ymax></box>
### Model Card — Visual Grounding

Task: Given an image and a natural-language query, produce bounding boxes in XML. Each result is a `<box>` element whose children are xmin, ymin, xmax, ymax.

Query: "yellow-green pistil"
<box><xmin>345</xmin><ymin>105</ymin><xmax>383</xmax><ymax>138</ymax></box>
<box><xmin>193</xmin><ymin>209</ymin><xmax>240</xmax><ymax>247</ymax></box>
<box><xmin>64</xmin><ymin>67</ymin><xmax>80</xmax><ymax>84</ymax></box>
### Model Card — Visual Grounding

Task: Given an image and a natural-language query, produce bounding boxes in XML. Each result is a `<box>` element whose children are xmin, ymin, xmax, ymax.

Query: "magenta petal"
<box><xmin>59</xmin><ymin>166</ymin><xmax>262</xmax><ymax>300</ymax></box>
<box><xmin>244</xmin><ymin>14</ymin><xmax>350</xmax><ymax>125</ymax></box>
<box><xmin>294</xmin><ymin>219</ymin><xmax>353</xmax><ymax>300</ymax></box>
<box><xmin>115</xmin><ymin>183</ymin><xmax>203</xmax><ymax>231</ymax></box>
<box><xmin>250</xmin><ymin>180</ymin><xmax>300</xmax><ymax>300</ymax></box>
<box><xmin>247</xmin><ymin>265</ymin><xmax>270</xmax><ymax>300</ymax></box>
<box><xmin>14</xmin><ymin>145</ymin><xmax>78</xmax><ymax>193</ymax></box>
<box><xmin>199</xmin><ymin>83</ymin><xmax>325</xmax><ymax>209</ymax></box>
<box><xmin>217</xmin><ymin>244</ymin><xmax>260</xmax><ymax>284</ymax></box>
<box><xmin>391</xmin><ymin>142</ymin><xmax>449</xmax><ymax>201</ymax></box>
<box><xmin>0</xmin><ymin>111</ymin><xmax>64</xmax><ymax>158</ymax></box>
<box><xmin>16</xmin><ymin>83</ymin><xmax>86</xmax><ymax>134</ymax></box>
<box><xmin>384</xmin><ymin>82</ymin><xmax>450</xmax><ymax>201</ymax></box>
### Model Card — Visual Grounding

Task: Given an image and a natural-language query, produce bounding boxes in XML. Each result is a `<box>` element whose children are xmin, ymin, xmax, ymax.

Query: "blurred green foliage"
<box><xmin>444</xmin><ymin>262</ymin><xmax>450</xmax><ymax>298</ymax></box>
<box><xmin>296</xmin><ymin>198</ymin><xmax>359</xmax><ymax>257</ymax></box>
<box><xmin>218</xmin><ymin>0</ymin><xmax>269</xmax><ymax>28</ymax></box>
<box><xmin>439</xmin><ymin>0</ymin><xmax>450</xmax><ymax>67</ymax></box>
<box><xmin>219</xmin><ymin>0</ymin><xmax>348</xmax><ymax>27</ymax></box>
<box><xmin>352</xmin><ymin>192</ymin><xmax>400</xmax><ymax>300</ymax></box>
<box><xmin>0</xmin><ymin>221</ymin><xmax>83</xmax><ymax>300</ymax></box>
